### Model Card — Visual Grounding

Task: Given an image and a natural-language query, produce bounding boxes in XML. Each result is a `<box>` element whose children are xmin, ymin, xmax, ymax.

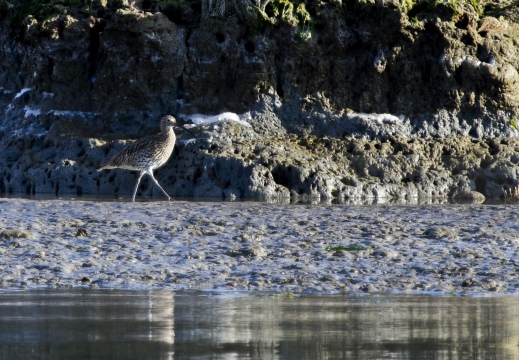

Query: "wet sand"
<box><xmin>0</xmin><ymin>198</ymin><xmax>518</xmax><ymax>295</ymax></box>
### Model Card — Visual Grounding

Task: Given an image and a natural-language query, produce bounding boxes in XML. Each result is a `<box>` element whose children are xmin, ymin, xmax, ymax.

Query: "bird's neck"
<box><xmin>163</xmin><ymin>127</ymin><xmax>175</xmax><ymax>143</ymax></box>
<box><xmin>160</xmin><ymin>126</ymin><xmax>173</xmax><ymax>136</ymax></box>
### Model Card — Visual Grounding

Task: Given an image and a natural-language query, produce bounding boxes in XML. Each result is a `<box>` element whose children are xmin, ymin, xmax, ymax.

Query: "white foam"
<box><xmin>47</xmin><ymin>110</ymin><xmax>101</xmax><ymax>118</ymax></box>
<box><xmin>24</xmin><ymin>106</ymin><xmax>41</xmax><ymax>118</ymax></box>
<box><xmin>355</xmin><ymin>112</ymin><xmax>403</xmax><ymax>124</ymax></box>
<box><xmin>182</xmin><ymin>112</ymin><xmax>251</xmax><ymax>128</ymax></box>
<box><xmin>179</xmin><ymin>138</ymin><xmax>197</xmax><ymax>145</ymax></box>
<box><xmin>13</xmin><ymin>88</ymin><xmax>32</xmax><ymax>100</ymax></box>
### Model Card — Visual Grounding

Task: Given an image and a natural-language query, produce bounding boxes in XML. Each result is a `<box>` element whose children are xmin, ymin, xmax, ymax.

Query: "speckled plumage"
<box><xmin>97</xmin><ymin>115</ymin><xmax>178</xmax><ymax>201</ymax></box>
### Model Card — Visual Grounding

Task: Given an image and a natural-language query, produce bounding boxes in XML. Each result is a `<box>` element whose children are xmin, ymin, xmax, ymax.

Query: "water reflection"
<box><xmin>0</xmin><ymin>289</ymin><xmax>175</xmax><ymax>360</ymax></box>
<box><xmin>0</xmin><ymin>290</ymin><xmax>518</xmax><ymax>359</ymax></box>
<box><xmin>174</xmin><ymin>293</ymin><xmax>519</xmax><ymax>360</ymax></box>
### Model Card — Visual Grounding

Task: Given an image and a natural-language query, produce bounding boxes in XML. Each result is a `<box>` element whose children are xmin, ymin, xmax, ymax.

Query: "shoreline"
<box><xmin>0</xmin><ymin>193</ymin><xmax>512</xmax><ymax>205</ymax></box>
<box><xmin>1</xmin><ymin>199</ymin><xmax>518</xmax><ymax>296</ymax></box>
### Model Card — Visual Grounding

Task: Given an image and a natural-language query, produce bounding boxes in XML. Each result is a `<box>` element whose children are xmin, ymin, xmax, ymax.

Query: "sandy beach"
<box><xmin>0</xmin><ymin>198</ymin><xmax>518</xmax><ymax>295</ymax></box>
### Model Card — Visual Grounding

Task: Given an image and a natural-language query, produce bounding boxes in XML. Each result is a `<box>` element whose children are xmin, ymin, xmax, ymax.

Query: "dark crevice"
<box><xmin>454</xmin><ymin>15</ymin><xmax>469</xmax><ymax>29</ymax></box>
<box><xmin>57</xmin><ymin>18</ymin><xmax>66</xmax><ymax>39</ymax></box>
<box><xmin>475</xmin><ymin>177</ymin><xmax>486</xmax><ymax>194</ymax></box>
<box><xmin>160</xmin><ymin>1</ymin><xmax>202</xmax><ymax>27</ymax></box>
<box><xmin>407</xmin><ymin>2</ymin><xmax>428</xmax><ymax>18</ymax></box>
<box><xmin>276</xmin><ymin>72</ymin><xmax>284</xmax><ymax>98</ymax></box>
<box><xmin>216</xmin><ymin>32</ymin><xmax>225</xmax><ymax>43</ymax></box>
<box><xmin>244</xmin><ymin>41</ymin><xmax>255</xmax><ymax>53</ymax></box>
<box><xmin>194</xmin><ymin>167</ymin><xmax>203</xmax><ymax>182</ymax></box>
<box><xmin>460</xmin><ymin>33</ymin><xmax>475</xmax><ymax>46</ymax></box>
<box><xmin>454</xmin><ymin>67</ymin><xmax>463</xmax><ymax>86</ymax></box>
<box><xmin>271</xmin><ymin>165</ymin><xmax>294</xmax><ymax>189</ymax></box>
<box><xmin>88</xmin><ymin>18</ymin><xmax>106</xmax><ymax>86</ymax></box>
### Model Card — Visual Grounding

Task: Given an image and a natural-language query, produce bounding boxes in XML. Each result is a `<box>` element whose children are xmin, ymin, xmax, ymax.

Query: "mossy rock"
<box><xmin>0</xmin><ymin>229</ymin><xmax>33</xmax><ymax>239</ymax></box>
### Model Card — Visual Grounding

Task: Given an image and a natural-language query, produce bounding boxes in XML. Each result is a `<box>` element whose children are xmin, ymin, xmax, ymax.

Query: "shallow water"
<box><xmin>0</xmin><ymin>290</ymin><xmax>518</xmax><ymax>359</ymax></box>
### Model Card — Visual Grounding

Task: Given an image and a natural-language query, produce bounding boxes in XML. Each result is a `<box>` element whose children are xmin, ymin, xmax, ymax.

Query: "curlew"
<box><xmin>97</xmin><ymin>115</ymin><xmax>193</xmax><ymax>202</ymax></box>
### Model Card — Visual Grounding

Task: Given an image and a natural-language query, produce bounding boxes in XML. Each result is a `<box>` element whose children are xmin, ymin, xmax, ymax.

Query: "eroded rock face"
<box><xmin>2</xmin><ymin>117</ymin><xmax>518</xmax><ymax>202</ymax></box>
<box><xmin>1</xmin><ymin>2</ymin><xmax>519</xmax><ymax>201</ymax></box>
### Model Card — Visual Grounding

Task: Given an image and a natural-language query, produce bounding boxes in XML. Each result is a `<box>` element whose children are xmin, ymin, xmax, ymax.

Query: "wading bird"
<box><xmin>97</xmin><ymin>115</ymin><xmax>195</xmax><ymax>201</ymax></box>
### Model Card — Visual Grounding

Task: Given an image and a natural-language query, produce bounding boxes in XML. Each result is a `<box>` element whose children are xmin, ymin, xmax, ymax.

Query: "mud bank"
<box><xmin>1</xmin><ymin>198</ymin><xmax>518</xmax><ymax>295</ymax></box>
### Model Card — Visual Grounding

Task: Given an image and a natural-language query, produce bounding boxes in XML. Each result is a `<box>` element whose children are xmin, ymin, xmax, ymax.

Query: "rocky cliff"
<box><xmin>1</xmin><ymin>0</ymin><xmax>519</xmax><ymax>201</ymax></box>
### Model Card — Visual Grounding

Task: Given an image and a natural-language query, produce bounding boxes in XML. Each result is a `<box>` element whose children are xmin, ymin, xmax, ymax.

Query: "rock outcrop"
<box><xmin>1</xmin><ymin>0</ymin><xmax>519</xmax><ymax>201</ymax></box>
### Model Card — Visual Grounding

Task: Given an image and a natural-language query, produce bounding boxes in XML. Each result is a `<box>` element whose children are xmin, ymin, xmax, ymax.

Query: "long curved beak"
<box><xmin>174</xmin><ymin>123</ymin><xmax>198</xmax><ymax>141</ymax></box>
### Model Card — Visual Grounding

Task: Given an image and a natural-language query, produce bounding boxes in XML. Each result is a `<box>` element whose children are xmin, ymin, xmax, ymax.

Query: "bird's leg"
<box><xmin>132</xmin><ymin>171</ymin><xmax>146</xmax><ymax>202</ymax></box>
<box><xmin>148</xmin><ymin>170</ymin><xmax>171</xmax><ymax>201</ymax></box>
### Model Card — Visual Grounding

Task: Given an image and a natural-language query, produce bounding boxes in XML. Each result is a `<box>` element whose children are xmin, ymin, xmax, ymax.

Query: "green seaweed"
<box><xmin>1</xmin><ymin>0</ymin><xmax>120</xmax><ymax>40</ymax></box>
<box><xmin>325</xmin><ymin>245</ymin><xmax>370</xmax><ymax>252</ymax></box>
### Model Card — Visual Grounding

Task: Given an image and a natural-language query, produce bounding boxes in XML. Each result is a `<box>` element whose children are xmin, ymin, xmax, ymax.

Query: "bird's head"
<box><xmin>161</xmin><ymin>115</ymin><xmax>177</xmax><ymax>130</ymax></box>
<box><xmin>161</xmin><ymin>115</ymin><xmax>198</xmax><ymax>141</ymax></box>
